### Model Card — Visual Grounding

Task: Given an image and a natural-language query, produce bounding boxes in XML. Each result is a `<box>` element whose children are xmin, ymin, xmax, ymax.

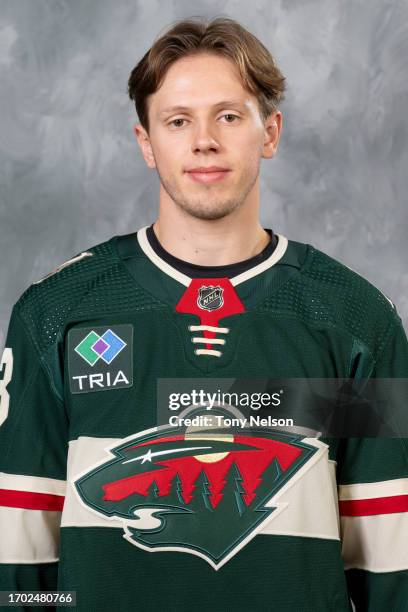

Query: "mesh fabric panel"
<box><xmin>15</xmin><ymin>238</ymin><xmax>165</xmax><ymax>355</ymax></box>
<box><xmin>256</xmin><ymin>246</ymin><xmax>397</xmax><ymax>361</ymax></box>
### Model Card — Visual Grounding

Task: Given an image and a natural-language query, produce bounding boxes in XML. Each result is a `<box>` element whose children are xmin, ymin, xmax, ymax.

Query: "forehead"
<box><xmin>149</xmin><ymin>53</ymin><xmax>256</xmax><ymax>114</ymax></box>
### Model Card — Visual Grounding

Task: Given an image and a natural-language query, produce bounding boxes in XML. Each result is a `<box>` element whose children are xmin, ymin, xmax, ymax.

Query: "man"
<box><xmin>0</xmin><ymin>16</ymin><xmax>407</xmax><ymax>612</ymax></box>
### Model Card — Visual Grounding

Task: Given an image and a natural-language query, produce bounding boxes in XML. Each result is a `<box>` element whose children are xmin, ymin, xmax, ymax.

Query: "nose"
<box><xmin>191</xmin><ymin>120</ymin><xmax>220</xmax><ymax>153</ymax></box>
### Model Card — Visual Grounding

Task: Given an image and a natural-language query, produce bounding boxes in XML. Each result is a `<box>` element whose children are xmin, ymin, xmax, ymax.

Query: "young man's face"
<box><xmin>134</xmin><ymin>52</ymin><xmax>281</xmax><ymax>221</ymax></box>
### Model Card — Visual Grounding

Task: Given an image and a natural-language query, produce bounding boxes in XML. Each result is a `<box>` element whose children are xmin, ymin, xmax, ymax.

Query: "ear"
<box><xmin>261</xmin><ymin>111</ymin><xmax>282</xmax><ymax>159</ymax></box>
<box><xmin>133</xmin><ymin>123</ymin><xmax>156</xmax><ymax>169</ymax></box>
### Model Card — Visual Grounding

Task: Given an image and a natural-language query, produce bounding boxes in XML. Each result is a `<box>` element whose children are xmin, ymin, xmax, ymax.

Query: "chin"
<box><xmin>186</xmin><ymin>208</ymin><xmax>236</xmax><ymax>221</ymax></box>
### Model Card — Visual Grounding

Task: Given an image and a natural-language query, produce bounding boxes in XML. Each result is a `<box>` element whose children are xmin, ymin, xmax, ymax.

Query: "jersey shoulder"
<box><xmin>303</xmin><ymin>242</ymin><xmax>399</xmax><ymax>354</ymax></box>
<box><xmin>304</xmin><ymin>242</ymin><xmax>396</xmax><ymax>311</ymax></box>
<box><xmin>266</xmin><ymin>239</ymin><xmax>400</xmax><ymax>360</ymax></box>
<box><xmin>12</xmin><ymin>234</ymin><xmax>165</xmax><ymax>358</ymax></box>
<box><xmin>12</xmin><ymin>236</ymin><xmax>119</xmax><ymax>353</ymax></box>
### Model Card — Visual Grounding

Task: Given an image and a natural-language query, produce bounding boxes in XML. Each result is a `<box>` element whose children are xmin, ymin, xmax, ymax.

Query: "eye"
<box><xmin>221</xmin><ymin>114</ymin><xmax>240</xmax><ymax>123</ymax></box>
<box><xmin>168</xmin><ymin>118</ymin><xmax>186</xmax><ymax>128</ymax></box>
<box><xmin>168</xmin><ymin>113</ymin><xmax>240</xmax><ymax>127</ymax></box>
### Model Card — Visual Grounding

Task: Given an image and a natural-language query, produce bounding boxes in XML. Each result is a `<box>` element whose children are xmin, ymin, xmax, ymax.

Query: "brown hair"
<box><xmin>127</xmin><ymin>16</ymin><xmax>287</xmax><ymax>133</ymax></box>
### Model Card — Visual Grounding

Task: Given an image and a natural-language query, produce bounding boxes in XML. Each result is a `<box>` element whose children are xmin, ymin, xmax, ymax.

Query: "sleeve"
<box><xmin>337</xmin><ymin>314</ymin><xmax>408</xmax><ymax>611</ymax></box>
<box><xmin>0</xmin><ymin>304</ymin><xmax>68</xmax><ymax>601</ymax></box>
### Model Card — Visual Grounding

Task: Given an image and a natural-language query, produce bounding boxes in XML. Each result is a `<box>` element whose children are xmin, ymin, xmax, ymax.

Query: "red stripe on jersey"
<box><xmin>0</xmin><ymin>488</ymin><xmax>65</xmax><ymax>511</ymax></box>
<box><xmin>339</xmin><ymin>494</ymin><xmax>408</xmax><ymax>516</ymax></box>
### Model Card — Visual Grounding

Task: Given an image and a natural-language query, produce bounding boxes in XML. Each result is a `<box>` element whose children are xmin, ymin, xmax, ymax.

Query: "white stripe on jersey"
<box><xmin>338</xmin><ymin>478</ymin><xmax>408</xmax><ymax>500</ymax></box>
<box><xmin>0</xmin><ymin>507</ymin><xmax>61</xmax><ymax>563</ymax></box>
<box><xmin>341</xmin><ymin>512</ymin><xmax>408</xmax><ymax>572</ymax></box>
<box><xmin>0</xmin><ymin>472</ymin><xmax>66</xmax><ymax>496</ymax></box>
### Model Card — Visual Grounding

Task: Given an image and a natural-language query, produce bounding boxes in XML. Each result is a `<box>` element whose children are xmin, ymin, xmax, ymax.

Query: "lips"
<box><xmin>186</xmin><ymin>167</ymin><xmax>231</xmax><ymax>184</ymax></box>
<box><xmin>186</xmin><ymin>166</ymin><xmax>229</xmax><ymax>173</ymax></box>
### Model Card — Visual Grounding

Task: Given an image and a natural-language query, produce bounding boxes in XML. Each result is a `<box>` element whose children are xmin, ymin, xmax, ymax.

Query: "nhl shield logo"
<box><xmin>73</xmin><ymin>407</ymin><xmax>318</xmax><ymax>569</ymax></box>
<box><xmin>197</xmin><ymin>285</ymin><xmax>224</xmax><ymax>311</ymax></box>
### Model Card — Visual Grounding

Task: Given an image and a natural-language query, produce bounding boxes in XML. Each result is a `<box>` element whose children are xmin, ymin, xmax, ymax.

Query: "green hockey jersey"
<box><xmin>1</xmin><ymin>226</ymin><xmax>407</xmax><ymax>611</ymax></box>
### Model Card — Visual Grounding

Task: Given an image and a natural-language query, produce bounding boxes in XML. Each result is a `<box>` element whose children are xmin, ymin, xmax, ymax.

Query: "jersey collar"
<box><xmin>136</xmin><ymin>225</ymin><xmax>289</xmax><ymax>287</ymax></box>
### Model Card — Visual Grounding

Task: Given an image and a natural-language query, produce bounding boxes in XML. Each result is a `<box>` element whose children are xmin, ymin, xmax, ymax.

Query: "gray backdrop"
<box><xmin>1</xmin><ymin>0</ymin><xmax>408</xmax><ymax>347</ymax></box>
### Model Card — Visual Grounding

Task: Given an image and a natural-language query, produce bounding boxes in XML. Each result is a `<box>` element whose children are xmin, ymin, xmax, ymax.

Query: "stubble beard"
<box><xmin>156</xmin><ymin>164</ymin><xmax>260</xmax><ymax>221</ymax></box>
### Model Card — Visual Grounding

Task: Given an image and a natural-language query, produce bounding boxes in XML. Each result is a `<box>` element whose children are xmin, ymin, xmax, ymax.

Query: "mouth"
<box><xmin>185</xmin><ymin>169</ymin><xmax>231</xmax><ymax>184</ymax></box>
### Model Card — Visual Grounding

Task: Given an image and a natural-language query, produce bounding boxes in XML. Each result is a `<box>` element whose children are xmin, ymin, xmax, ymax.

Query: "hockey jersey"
<box><xmin>0</xmin><ymin>226</ymin><xmax>407</xmax><ymax>611</ymax></box>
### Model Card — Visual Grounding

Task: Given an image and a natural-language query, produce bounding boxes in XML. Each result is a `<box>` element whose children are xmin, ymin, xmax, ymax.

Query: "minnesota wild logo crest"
<box><xmin>73</xmin><ymin>408</ymin><xmax>317</xmax><ymax>569</ymax></box>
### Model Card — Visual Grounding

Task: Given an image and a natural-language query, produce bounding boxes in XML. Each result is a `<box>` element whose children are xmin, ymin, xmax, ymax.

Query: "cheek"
<box><xmin>154</xmin><ymin>137</ymin><xmax>186</xmax><ymax>166</ymax></box>
<box><xmin>231</xmin><ymin>129</ymin><xmax>264</xmax><ymax>155</ymax></box>
<box><xmin>151</xmin><ymin>147</ymin><xmax>179</xmax><ymax>176</ymax></box>
<box><xmin>235</xmin><ymin>140</ymin><xmax>264</xmax><ymax>168</ymax></box>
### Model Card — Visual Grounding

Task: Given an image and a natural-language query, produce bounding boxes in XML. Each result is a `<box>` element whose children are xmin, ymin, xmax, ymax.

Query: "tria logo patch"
<box><xmin>73</xmin><ymin>407</ymin><xmax>318</xmax><ymax>569</ymax></box>
<box><xmin>67</xmin><ymin>324</ymin><xmax>133</xmax><ymax>394</ymax></box>
<box><xmin>74</xmin><ymin>329</ymin><xmax>126</xmax><ymax>366</ymax></box>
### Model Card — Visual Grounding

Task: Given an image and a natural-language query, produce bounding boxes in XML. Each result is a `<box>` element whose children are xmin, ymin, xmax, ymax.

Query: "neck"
<box><xmin>153</xmin><ymin>185</ymin><xmax>270</xmax><ymax>267</ymax></box>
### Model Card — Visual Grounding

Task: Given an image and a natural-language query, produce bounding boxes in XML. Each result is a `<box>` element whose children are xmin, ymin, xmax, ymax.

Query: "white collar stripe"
<box><xmin>137</xmin><ymin>227</ymin><xmax>191</xmax><ymax>286</ymax></box>
<box><xmin>231</xmin><ymin>234</ymin><xmax>288</xmax><ymax>286</ymax></box>
<box><xmin>136</xmin><ymin>226</ymin><xmax>288</xmax><ymax>287</ymax></box>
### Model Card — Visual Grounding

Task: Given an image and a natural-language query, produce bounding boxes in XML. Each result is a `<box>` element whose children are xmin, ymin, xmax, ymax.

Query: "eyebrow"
<box><xmin>158</xmin><ymin>100</ymin><xmax>245</xmax><ymax>117</ymax></box>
